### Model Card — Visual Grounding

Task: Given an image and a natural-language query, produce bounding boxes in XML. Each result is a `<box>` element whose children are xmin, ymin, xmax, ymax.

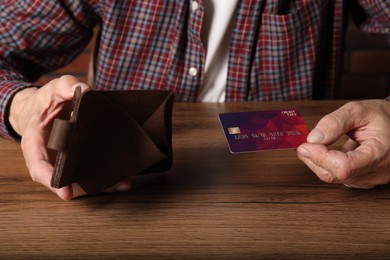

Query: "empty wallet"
<box><xmin>47</xmin><ymin>87</ymin><xmax>174</xmax><ymax>194</ymax></box>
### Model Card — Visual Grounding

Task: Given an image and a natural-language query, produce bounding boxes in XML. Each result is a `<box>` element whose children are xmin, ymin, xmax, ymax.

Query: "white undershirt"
<box><xmin>197</xmin><ymin>0</ymin><xmax>239</xmax><ymax>102</ymax></box>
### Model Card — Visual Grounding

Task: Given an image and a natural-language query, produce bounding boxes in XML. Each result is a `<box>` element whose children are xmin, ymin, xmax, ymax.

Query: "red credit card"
<box><xmin>219</xmin><ymin>109</ymin><xmax>309</xmax><ymax>153</ymax></box>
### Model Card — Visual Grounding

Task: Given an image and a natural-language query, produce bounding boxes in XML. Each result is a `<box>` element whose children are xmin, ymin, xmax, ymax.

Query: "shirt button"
<box><xmin>189</xmin><ymin>67</ymin><xmax>198</xmax><ymax>77</ymax></box>
<box><xmin>191</xmin><ymin>1</ymin><xmax>199</xmax><ymax>12</ymax></box>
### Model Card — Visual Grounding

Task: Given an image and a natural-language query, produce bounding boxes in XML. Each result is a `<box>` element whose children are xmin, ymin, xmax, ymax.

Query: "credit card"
<box><xmin>219</xmin><ymin>109</ymin><xmax>309</xmax><ymax>153</ymax></box>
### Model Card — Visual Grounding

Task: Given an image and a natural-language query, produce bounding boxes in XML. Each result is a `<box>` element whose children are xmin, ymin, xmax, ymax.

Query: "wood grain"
<box><xmin>0</xmin><ymin>101</ymin><xmax>389</xmax><ymax>259</ymax></box>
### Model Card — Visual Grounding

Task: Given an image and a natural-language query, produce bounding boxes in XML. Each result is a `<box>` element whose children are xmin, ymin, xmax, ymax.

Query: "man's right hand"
<box><xmin>8</xmin><ymin>75</ymin><xmax>131</xmax><ymax>200</ymax></box>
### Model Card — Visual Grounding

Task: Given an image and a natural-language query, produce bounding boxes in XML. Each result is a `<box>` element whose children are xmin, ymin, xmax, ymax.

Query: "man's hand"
<box><xmin>9</xmin><ymin>75</ymin><xmax>131</xmax><ymax>200</ymax></box>
<box><xmin>297</xmin><ymin>100</ymin><xmax>390</xmax><ymax>189</ymax></box>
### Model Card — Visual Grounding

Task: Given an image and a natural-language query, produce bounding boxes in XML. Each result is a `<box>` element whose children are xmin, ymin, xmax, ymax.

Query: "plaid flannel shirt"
<box><xmin>0</xmin><ymin>0</ymin><xmax>389</xmax><ymax>139</ymax></box>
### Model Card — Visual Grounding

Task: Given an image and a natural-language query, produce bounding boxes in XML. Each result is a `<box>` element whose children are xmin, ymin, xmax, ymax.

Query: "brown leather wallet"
<box><xmin>47</xmin><ymin>87</ymin><xmax>174</xmax><ymax>194</ymax></box>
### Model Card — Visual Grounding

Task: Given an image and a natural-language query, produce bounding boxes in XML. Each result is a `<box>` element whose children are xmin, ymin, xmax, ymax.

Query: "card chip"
<box><xmin>228</xmin><ymin>127</ymin><xmax>241</xmax><ymax>134</ymax></box>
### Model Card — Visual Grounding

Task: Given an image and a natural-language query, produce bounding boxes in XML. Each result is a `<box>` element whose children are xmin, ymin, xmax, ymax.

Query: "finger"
<box><xmin>22</xmin><ymin>132</ymin><xmax>54</xmax><ymax>186</ymax></box>
<box><xmin>299</xmin><ymin>157</ymin><xmax>335</xmax><ymax>184</ymax></box>
<box><xmin>54</xmin><ymin>79</ymin><xmax>89</xmax><ymax>101</ymax></box>
<box><xmin>307</xmin><ymin>102</ymin><xmax>367</xmax><ymax>145</ymax></box>
<box><xmin>297</xmin><ymin>146</ymin><xmax>337</xmax><ymax>184</ymax></box>
<box><xmin>21</xmin><ymin>133</ymin><xmax>58</xmax><ymax>198</ymax></box>
<box><xmin>57</xmin><ymin>180</ymin><xmax>132</xmax><ymax>201</ymax></box>
<box><xmin>42</xmin><ymin>75</ymin><xmax>90</xmax><ymax>102</ymax></box>
<box><xmin>343</xmin><ymin>171</ymin><xmax>381</xmax><ymax>189</ymax></box>
<box><xmin>297</xmin><ymin>142</ymin><xmax>377</xmax><ymax>182</ymax></box>
<box><xmin>23</xmin><ymin>135</ymin><xmax>87</xmax><ymax>201</ymax></box>
<box><xmin>71</xmin><ymin>183</ymin><xmax>88</xmax><ymax>198</ymax></box>
<box><xmin>40</xmin><ymin>79</ymin><xmax>90</xmax><ymax>124</ymax></box>
<box><xmin>55</xmin><ymin>186</ymin><xmax>73</xmax><ymax>201</ymax></box>
<box><xmin>104</xmin><ymin>180</ymin><xmax>132</xmax><ymax>193</ymax></box>
<box><xmin>342</xmin><ymin>166</ymin><xmax>390</xmax><ymax>188</ymax></box>
<box><xmin>56</xmin><ymin>183</ymin><xmax>87</xmax><ymax>201</ymax></box>
<box><xmin>298</xmin><ymin>146</ymin><xmax>387</xmax><ymax>188</ymax></box>
<box><xmin>344</xmin><ymin>183</ymin><xmax>375</xmax><ymax>189</ymax></box>
<box><xmin>26</xmin><ymin>158</ymin><xmax>57</xmax><ymax>193</ymax></box>
<box><xmin>297</xmin><ymin>150</ymin><xmax>371</xmax><ymax>186</ymax></box>
<box><xmin>341</xmin><ymin>138</ymin><xmax>360</xmax><ymax>152</ymax></box>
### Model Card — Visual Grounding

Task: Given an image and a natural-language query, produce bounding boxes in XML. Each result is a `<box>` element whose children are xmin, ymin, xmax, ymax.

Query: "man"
<box><xmin>1</xmin><ymin>0</ymin><xmax>389</xmax><ymax>200</ymax></box>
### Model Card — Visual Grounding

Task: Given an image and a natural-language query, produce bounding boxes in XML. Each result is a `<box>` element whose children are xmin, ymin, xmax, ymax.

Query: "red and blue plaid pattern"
<box><xmin>0</xmin><ymin>0</ymin><xmax>389</xmax><ymax>139</ymax></box>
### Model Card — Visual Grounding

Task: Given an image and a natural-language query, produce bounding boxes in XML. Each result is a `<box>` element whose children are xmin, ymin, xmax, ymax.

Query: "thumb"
<box><xmin>44</xmin><ymin>75</ymin><xmax>90</xmax><ymax>102</ymax></box>
<box><xmin>56</xmin><ymin>82</ymin><xmax>90</xmax><ymax>102</ymax></box>
<box><xmin>307</xmin><ymin>102</ymin><xmax>366</xmax><ymax>145</ymax></box>
<box><xmin>38</xmin><ymin>76</ymin><xmax>90</xmax><ymax>122</ymax></box>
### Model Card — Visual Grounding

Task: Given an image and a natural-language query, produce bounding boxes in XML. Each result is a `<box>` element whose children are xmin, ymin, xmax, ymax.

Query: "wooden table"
<box><xmin>0</xmin><ymin>101</ymin><xmax>389</xmax><ymax>259</ymax></box>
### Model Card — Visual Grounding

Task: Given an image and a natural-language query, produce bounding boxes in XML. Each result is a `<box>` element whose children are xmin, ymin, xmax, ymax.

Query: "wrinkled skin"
<box><xmin>297</xmin><ymin>100</ymin><xmax>390</xmax><ymax>189</ymax></box>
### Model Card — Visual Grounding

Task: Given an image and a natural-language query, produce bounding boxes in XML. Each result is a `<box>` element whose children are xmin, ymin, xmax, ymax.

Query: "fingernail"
<box><xmin>343</xmin><ymin>183</ymin><xmax>375</xmax><ymax>189</ymax></box>
<box><xmin>114</xmin><ymin>183</ymin><xmax>131</xmax><ymax>192</ymax></box>
<box><xmin>71</xmin><ymin>83</ymin><xmax>89</xmax><ymax>93</ymax></box>
<box><xmin>55</xmin><ymin>189</ymin><xmax>71</xmax><ymax>201</ymax></box>
<box><xmin>297</xmin><ymin>146</ymin><xmax>310</xmax><ymax>158</ymax></box>
<box><xmin>307</xmin><ymin>128</ymin><xmax>325</xmax><ymax>143</ymax></box>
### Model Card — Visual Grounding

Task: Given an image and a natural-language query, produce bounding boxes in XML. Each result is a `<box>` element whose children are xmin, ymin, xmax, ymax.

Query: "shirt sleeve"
<box><xmin>349</xmin><ymin>0</ymin><xmax>390</xmax><ymax>36</ymax></box>
<box><xmin>0</xmin><ymin>0</ymin><xmax>99</xmax><ymax>139</ymax></box>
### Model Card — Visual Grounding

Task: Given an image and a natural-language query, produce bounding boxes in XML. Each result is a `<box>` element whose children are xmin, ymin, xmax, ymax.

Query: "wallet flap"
<box><xmin>94</xmin><ymin>90</ymin><xmax>174</xmax><ymax>173</ymax></box>
<box><xmin>141</xmin><ymin>92</ymin><xmax>174</xmax><ymax>172</ymax></box>
<box><xmin>142</xmin><ymin>92</ymin><xmax>173</xmax><ymax>154</ymax></box>
<box><xmin>47</xmin><ymin>119</ymin><xmax>73</xmax><ymax>152</ymax></box>
<box><xmin>98</xmin><ymin>90</ymin><xmax>172</xmax><ymax>125</ymax></box>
